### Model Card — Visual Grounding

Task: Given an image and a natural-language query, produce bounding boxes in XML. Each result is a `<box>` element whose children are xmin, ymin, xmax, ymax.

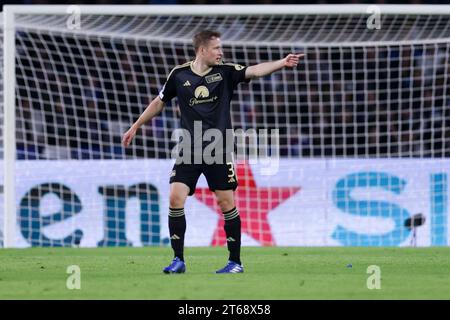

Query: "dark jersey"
<box><xmin>159</xmin><ymin>61</ymin><xmax>249</xmax><ymax>160</ymax></box>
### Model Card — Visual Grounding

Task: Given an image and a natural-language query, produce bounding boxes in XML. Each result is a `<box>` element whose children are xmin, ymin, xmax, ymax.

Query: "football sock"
<box><xmin>168</xmin><ymin>208</ymin><xmax>186</xmax><ymax>262</ymax></box>
<box><xmin>223</xmin><ymin>207</ymin><xmax>241</xmax><ymax>265</ymax></box>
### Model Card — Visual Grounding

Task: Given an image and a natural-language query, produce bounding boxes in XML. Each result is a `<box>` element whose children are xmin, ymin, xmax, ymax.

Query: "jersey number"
<box><xmin>227</xmin><ymin>162</ymin><xmax>236</xmax><ymax>183</ymax></box>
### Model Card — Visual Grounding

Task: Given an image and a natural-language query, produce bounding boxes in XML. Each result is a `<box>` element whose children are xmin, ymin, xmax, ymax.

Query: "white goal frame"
<box><xmin>3</xmin><ymin>4</ymin><xmax>450</xmax><ymax>248</ymax></box>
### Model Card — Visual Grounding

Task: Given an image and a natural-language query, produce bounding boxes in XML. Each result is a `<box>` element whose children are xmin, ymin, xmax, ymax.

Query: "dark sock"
<box><xmin>168</xmin><ymin>208</ymin><xmax>186</xmax><ymax>262</ymax></box>
<box><xmin>223</xmin><ymin>207</ymin><xmax>241</xmax><ymax>265</ymax></box>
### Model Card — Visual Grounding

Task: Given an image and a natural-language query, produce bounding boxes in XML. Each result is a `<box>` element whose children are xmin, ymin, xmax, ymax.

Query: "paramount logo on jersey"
<box><xmin>195</xmin><ymin>86</ymin><xmax>209</xmax><ymax>98</ymax></box>
<box><xmin>189</xmin><ymin>86</ymin><xmax>218</xmax><ymax>106</ymax></box>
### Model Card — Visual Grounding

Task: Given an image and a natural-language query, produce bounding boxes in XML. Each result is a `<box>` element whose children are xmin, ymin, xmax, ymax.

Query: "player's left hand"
<box><xmin>284</xmin><ymin>53</ymin><xmax>305</xmax><ymax>68</ymax></box>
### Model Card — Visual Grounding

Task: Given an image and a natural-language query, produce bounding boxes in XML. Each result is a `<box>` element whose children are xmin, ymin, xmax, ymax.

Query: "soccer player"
<box><xmin>122</xmin><ymin>30</ymin><xmax>303</xmax><ymax>274</ymax></box>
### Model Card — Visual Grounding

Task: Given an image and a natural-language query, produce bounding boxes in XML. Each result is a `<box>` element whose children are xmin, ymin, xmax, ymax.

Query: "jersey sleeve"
<box><xmin>158</xmin><ymin>71</ymin><xmax>177</xmax><ymax>103</ymax></box>
<box><xmin>224</xmin><ymin>63</ymin><xmax>250</xmax><ymax>89</ymax></box>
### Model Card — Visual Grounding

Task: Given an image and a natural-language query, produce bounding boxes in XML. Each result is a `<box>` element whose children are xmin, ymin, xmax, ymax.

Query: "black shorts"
<box><xmin>169</xmin><ymin>162</ymin><xmax>238</xmax><ymax>196</ymax></box>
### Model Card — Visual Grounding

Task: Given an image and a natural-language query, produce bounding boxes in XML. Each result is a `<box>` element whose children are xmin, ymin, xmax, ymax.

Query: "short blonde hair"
<box><xmin>192</xmin><ymin>30</ymin><xmax>221</xmax><ymax>52</ymax></box>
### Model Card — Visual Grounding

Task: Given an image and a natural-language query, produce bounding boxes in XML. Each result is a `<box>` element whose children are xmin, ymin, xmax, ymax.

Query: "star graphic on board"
<box><xmin>194</xmin><ymin>161</ymin><xmax>301</xmax><ymax>246</ymax></box>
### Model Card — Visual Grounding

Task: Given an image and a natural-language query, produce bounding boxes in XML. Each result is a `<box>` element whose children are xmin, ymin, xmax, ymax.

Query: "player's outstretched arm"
<box><xmin>245</xmin><ymin>53</ymin><xmax>305</xmax><ymax>79</ymax></box>
<box><xmin>122</xmin><ymin>96</ymin><xmax>165</xmax><ymax>147</ymax></box>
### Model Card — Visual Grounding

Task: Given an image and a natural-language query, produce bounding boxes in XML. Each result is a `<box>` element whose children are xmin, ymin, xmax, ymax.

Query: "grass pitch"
<box><xmin>0</xmin><ymin>247</ymin><xmax>449</xmax><ymax>299</ymax></box>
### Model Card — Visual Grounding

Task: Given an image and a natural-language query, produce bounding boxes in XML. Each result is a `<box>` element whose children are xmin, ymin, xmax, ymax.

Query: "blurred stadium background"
<box><xmin>0</xmin><ymin>2</ymin><xmax>449</xmax><ymax>250</ymax></box>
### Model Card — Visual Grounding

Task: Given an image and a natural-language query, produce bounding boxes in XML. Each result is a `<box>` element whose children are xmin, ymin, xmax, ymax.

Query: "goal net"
<box><xmin>1</xmin><ymin>5</ymin><xmax>449</xmax><ymax>248</ymax></box>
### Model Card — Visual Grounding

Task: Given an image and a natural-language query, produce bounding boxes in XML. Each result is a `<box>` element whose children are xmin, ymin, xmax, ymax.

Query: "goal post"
<box><xmin>2</xmin><ymin>4</ymin><xmax>450</xmax><ymax>248</ymax></box>
<box><xmin>3</xmin><ymin>8</ymin><xmax>16</xmax><ymax>248</ymax></box>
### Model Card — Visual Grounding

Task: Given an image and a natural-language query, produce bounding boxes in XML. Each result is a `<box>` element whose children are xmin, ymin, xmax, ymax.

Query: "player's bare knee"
<box><xmin>217</xmin><ymin>198</ymin><xmax>234</xmax><ymax>212</ymax></box>
<box><xmin>169</xmin><ymin>192</ymin><xmax>186</xmax><ymax>208</ymax></box>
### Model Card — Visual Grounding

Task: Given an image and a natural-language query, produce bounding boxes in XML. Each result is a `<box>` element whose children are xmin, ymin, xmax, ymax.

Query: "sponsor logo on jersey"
<box><xmin>194</xmin><ymin>85</ymin><xmax>209</xmax><ymax>98</ymax></box>
<box><xmin>183</xmin><ymin>80</ymin><xmax>191</xmax><ymax>87</ymax></box>
<box><xmin>205</xmin><ymin>73</ymin><xmax>223</xmax><ymax>84</ymax></box>
<box><xmin>189</xmin><ymin>86</ymin><xmax>218</xmax><ymax>106</ymax></box>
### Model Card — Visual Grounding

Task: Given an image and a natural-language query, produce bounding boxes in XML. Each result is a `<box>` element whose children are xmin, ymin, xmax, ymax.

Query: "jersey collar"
<box><xmin>190</xmin><ymin>61</ymin><xmax>213</xmax><ymax>77</ymax></box>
